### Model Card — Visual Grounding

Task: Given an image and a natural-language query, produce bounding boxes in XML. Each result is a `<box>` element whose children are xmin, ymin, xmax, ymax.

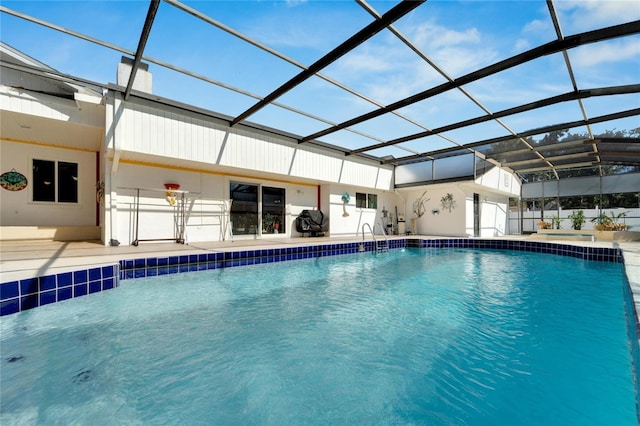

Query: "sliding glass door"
<box><xmin>230</xmin><ymin>183</ymin><xmax>258</xmax><ymax>236</ymax></box>
<box><xmin>262</xmin><ymin>186</ymin><xmax>285</xmax><ymax>234</ymax></box>
<box><xmin>230</xmin><ymin>183</ymin><xmax>286</xmax><ymax>236</ymax></box>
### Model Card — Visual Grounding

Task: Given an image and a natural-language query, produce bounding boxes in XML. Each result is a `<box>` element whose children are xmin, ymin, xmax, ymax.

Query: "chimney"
<box><xmin>117</xmin><ymin>56</ymin><xmax>152</xmax><ymax>94</ymax></box>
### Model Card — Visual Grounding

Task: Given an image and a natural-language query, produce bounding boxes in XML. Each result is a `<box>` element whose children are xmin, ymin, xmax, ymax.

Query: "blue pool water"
<box><xmin>1</xmin><ymin>248</ymin><xmax>637</xmax><ymax>425</ymax></box>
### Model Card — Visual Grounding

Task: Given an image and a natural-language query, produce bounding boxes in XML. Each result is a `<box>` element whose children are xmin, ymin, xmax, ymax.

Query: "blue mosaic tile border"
<box><xmin>0</xmin><ymin>265</ymin><xmax>119</xmax><ymax>317</ymax></box>
<box><xmin>406</xmin><ymin>238</ymin><xmax>623</xmax><ymax>262</ymax></box>
<box><xmin>118</xmin><ymin>239</ymin><xmax>408</xmax><ymax>280</ymax></box>
<box><xmin>0</xmin><ymin>238</ymin><xmax>623</xmax><ymax>317</ymax></box>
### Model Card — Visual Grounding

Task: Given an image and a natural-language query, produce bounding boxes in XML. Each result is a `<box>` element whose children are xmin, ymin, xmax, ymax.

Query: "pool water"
<box><xmin>1</xmin><ymin>248</ymin><xmax>637</xmax><ymax>425</ymax></box>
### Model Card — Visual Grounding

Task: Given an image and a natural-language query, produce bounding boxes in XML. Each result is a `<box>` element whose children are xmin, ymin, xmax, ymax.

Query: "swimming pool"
<box><xmin>1</xmin><ymin>247</ymin><xmax>637</xmax><ymax>424</ymax></box>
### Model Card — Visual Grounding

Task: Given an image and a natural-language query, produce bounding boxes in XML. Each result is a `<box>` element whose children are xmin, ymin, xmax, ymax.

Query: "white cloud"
<box><xmin>285</xmin><ymin>0</ymin><xmax>307</xmax><ymax>6</ymax></box>
<box><xmin>412</xmin><ymin>21</ymin><xmax>481</xmax><ymax>49</ymax></box>
<box><xmin>514</xmin><ymin>38</ymin><xmax>531</xmax><ymax>52</ymax></box>
<box><xmin>555</xmin><ymin>0</ymin><xmax>640</xmax><ymax>32</ymax></box>
<box><xmin>569</xmin><ymin>38</ymin><xmax>640</xmax><ymax>67</ymax></box>
<box><xmin>327</xmin><ymin>19</ymin><xmax>499</xmax><ymax>104</ymax></box>
<box><xmin>523</xmin><ymin>19</ymin><xmax>550</xmax><ymax>35</ymax></box>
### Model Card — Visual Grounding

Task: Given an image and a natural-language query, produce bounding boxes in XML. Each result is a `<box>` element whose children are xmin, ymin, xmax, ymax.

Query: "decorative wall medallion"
<box><xmin>0</xmin><ymin>169</ymin><xmax>28</xmax><ymax>191</ymax></box>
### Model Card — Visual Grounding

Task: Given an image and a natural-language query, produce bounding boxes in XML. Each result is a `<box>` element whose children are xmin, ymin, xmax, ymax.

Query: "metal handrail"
<box><xmin>362</xmin><ymin>222</ymin><xmax>389</xmax><ymax>252</ymax></box>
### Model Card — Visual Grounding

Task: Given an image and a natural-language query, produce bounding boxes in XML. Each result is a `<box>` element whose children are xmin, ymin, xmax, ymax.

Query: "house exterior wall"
<box><xmin>399</xmin><ymin>177</ymin><xmax>517</xmax><ymax>238</ymax></box>
<box><xmin>324</xmin><ymin>185</ymin><xmax>398</xmax><ymax>237</ymax></box>
<box><xmin>0</xmin><ymin>140</ymin><xmax>97</xmax><ymax>226</ymax></box>
<box><xmin>103</xmin><ymin>162</ymin><xmax>321</xmax><ymax>245</ymax></box>
<box><xmin>101</xmin><ymin>94</ymin><xmax>397</xmax><ymax>245</ymax></box>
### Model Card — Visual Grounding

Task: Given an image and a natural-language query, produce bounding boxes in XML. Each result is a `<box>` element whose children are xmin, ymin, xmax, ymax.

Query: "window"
<box><xmin>32</xmin><ymin>159</ymin><xmax>78</xmax><ymax>203</ymax></box>
<box><xmin>367</xmin><ymin>194</ymin><xmax>377</xmax><ymax>209</ymax></box>
<box><xmin>356</xmin><ymin>192</ymin><xmax>377</xmax><ymax>209</ymax></box>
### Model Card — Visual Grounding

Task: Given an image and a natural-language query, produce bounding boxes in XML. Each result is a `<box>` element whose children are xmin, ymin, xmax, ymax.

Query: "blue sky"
<box><xmin>1</xmin><ymin>0</ymin><xmax>639</xmax><ymax>158</ymax></box>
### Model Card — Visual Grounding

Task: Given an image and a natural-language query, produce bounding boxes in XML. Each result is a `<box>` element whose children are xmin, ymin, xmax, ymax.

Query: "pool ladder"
<box><xmin>361</xmin><ymin>222</ymin><xmax>389</xmax><ymax>253</ymax></box>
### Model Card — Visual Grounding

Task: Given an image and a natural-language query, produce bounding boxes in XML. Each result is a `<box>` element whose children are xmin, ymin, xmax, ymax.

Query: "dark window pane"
<box><xmin>33</xmin><ymin>159</ymin><xmax>55</xmax><ymax>202</ymax></box>
<box><xmin>367</xmin><ymin>194</ymin><xmax>377</xmax><ymax>209</ymax></box>
<box><xmin>356</xmin><ymin>192</ymin><xmax>366</xmax><ymax>208</ymax></box>
<box><xmin>230</xmin><ymin>183</ymin><xmax>258</xmax><ymax>235</ymax></box>
<box><xmin>262</xmin><ymin>186</ymin><xmax>285</xmax><ymax>234</ymax></box>
<box><xmin>58</xmin><ymin>162</ymin><xmax>78</xmax><ymax>203</ymax></box>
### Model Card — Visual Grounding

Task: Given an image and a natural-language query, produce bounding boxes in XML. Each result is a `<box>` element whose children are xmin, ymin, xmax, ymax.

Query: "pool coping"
<box><xmin>0</xmin><ymin>237</ymin><xmax>628</xmax><ymax>317</ymax></box>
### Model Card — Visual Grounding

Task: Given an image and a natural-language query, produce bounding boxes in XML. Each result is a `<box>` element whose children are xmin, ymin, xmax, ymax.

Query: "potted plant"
<box><xmin>593</xmin><ymin>211</ymin><xmax>630</xmax><ymax>231</ymax></box>
<box><xmin>233</xmin><ymin>214</ymin><xmax>247</xmax><ymax>232</ymax></box>
<box><xmin>568</xmin><ymin>209</ymin><xmax>586</xmax><ymax>230</ymax></box>
<box><xmin>591</xmin><ymin>211</ymin><xmax>612</xmax><ymax>231</ymax></box>
<box><xmin>609</xmin><ymin>210</ymin><xmax>629</xmax><ymax>231</ymax></box>
<box><xmin>551</xmin><ymin>215</ymin><xmax>561</xmax><ymax>229</ymax></box>
<box><xmin>537</xmin><ymin>220</ymin><xmax>552</xmax><ymax>230</ymax></box>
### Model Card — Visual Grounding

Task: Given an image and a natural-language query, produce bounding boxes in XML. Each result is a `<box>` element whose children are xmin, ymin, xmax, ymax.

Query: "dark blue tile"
<box><xmin>1</xmin><ymin>281</ymin><xmax>19</xmax><ymax>300</ymax></box>
<box><xmin>21</xmin><ymin>294</ymin><xmax>38</xmax><ymax>310</ymax></box>
<box><xmin>168</xmin><ymin>265</ymin><xmax>179</xmax><ymax>274</ymax></box>
<box><xmin>74</xmin><ymin>270</ymin><xmax>88</xmax><ymax>284</ymax></box>
<box><xmin>179</xmin><ymin>255</ymin><xmax>189</xmax><ymax>264</ymax></box>
<box><xmin>89</xmin><ymin>268</ymin><xmax>102</xmax><ymax>281</ymax></box>
<box><xmin>146</xmin><ymin>267</ymin><xmax>158</xmax><ymax>277</ymax></box>
<box><xmin>89</xmin><ymin>281</ymin><xmax>102</xmax><ymax>294</ymax></box>
<box><xmin>134</xmin><ymin>258</ymin><xmax>146</xmax><ymax>268</ymax></box>
<box><xmin>20</xmin><ymin>278</ymin><xmax>38</xmax><ymax>295</ymax></box>
<box><xmin>134</xmin><ymin>269</ymin><xmax>146</xmax><ymax>278</ymax></box>
<box><xmin>189</xmin><ymin>264</ymin><xmax>198</xmax><ymax>272</ymax></box>
<box><xmin>103</xmin><ymin>278</ymin><xmax>115</xmax><ymax>290</ymax></box>
<box><xmin>207</xmin><ymin>253</ymin><xmax>216</xmax><ymax>262</ymax></box>
<box><xmin>39</xmin><ymin>275</ymin><xmax>56</xmax><ymax>291</ymax></box>
<box><xmin>124</xmin><ymin>260</ymin><xmax>134</xmax><ymax>269</ymax></box>
<box><xmin>58</xmin><ymin>272</ymin><xmax>73</xmax><ymax>287</ymax></box>
<box><xmin>179</xmin><ymin>265</ymin><xmax>190</xmax><ymax>273</ymax></box>
<box><xmin>158</xmin><ymin>266</ymin><xmax>169</xmax><ymax>275</ymax></box>
<box><xmin>1</xmin><ymin>298</ymin><xmax>20</xmax><ymax>316</ymax></box>
<box><xmin>74</xmin><ymin>284</ymin><xmax>88</xmax><ymax>297</ymax></box>
<box><xmin>189</xmin><ymin>254</ymin><xmax>198</xmax><ymax>263</ymax></box>
<box><xmin>57</xmin><ymin>287</ymin><xmax>72</xmax><ymax>301</ymax></box>
<box><xmin>40</xmin><ymin>290</ymin><xmax>57</xmax><ymax>306</ymax></box>
<box><xmin>102</xmin><ymin>265</ymin><xmax>115</xmax><ymax>278</ymax></box>
<box><xmin>198</xmin><ymin>254</ymin><xmax>207</xmax><ymax>262</ymax></box>
<box><xmin>158</xmin><ymin>257</ymin><xmax>169</xmax><ymax>266</ymax></box>
<box><xmin>147</xmin><ymin>258</ymin><xmax>158</xmax><ymax>267</ymax></box>
<box><xmin>169</xmin><ymin>256</ymin><xmax>179</xmax><ymax>265</ymax></box>
<box><xmin>125</xmin><ymin>270</ymin><xmax>134</xmax><ymax>279</ymax></box>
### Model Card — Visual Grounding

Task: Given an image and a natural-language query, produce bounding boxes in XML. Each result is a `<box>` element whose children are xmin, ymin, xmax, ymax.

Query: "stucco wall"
<box><xmin>0</xmin><ymin>140</ymin><xmax>97</xmax><ymax>226</ymax></box>
<box><xmin>104</xmin><ymin>162</ymin><xmax>322</xmax><ymax>245</ymax></box>
<box><xmin>399</xmin><ymin>183</ymin><xmax>511</xmax><ymax>237</ymax></box>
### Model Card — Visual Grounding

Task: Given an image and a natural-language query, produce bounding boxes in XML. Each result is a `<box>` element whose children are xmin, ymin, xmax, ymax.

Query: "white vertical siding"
<box><xmin>1</xmin><ymin>87</ymin><xmax>103</xmax><ymax>128</ymax></box>
<box><xmin>116</xmin><ymin>101</ymin><xmax>393</xmax><ymax>190</ymax></box>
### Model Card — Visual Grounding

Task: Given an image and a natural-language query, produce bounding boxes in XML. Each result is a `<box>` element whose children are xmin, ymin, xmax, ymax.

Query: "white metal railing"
<box><xmin>362</xmin><ymin>222</ymin><xmax>389</xmax><ymax>253</ymax></box>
